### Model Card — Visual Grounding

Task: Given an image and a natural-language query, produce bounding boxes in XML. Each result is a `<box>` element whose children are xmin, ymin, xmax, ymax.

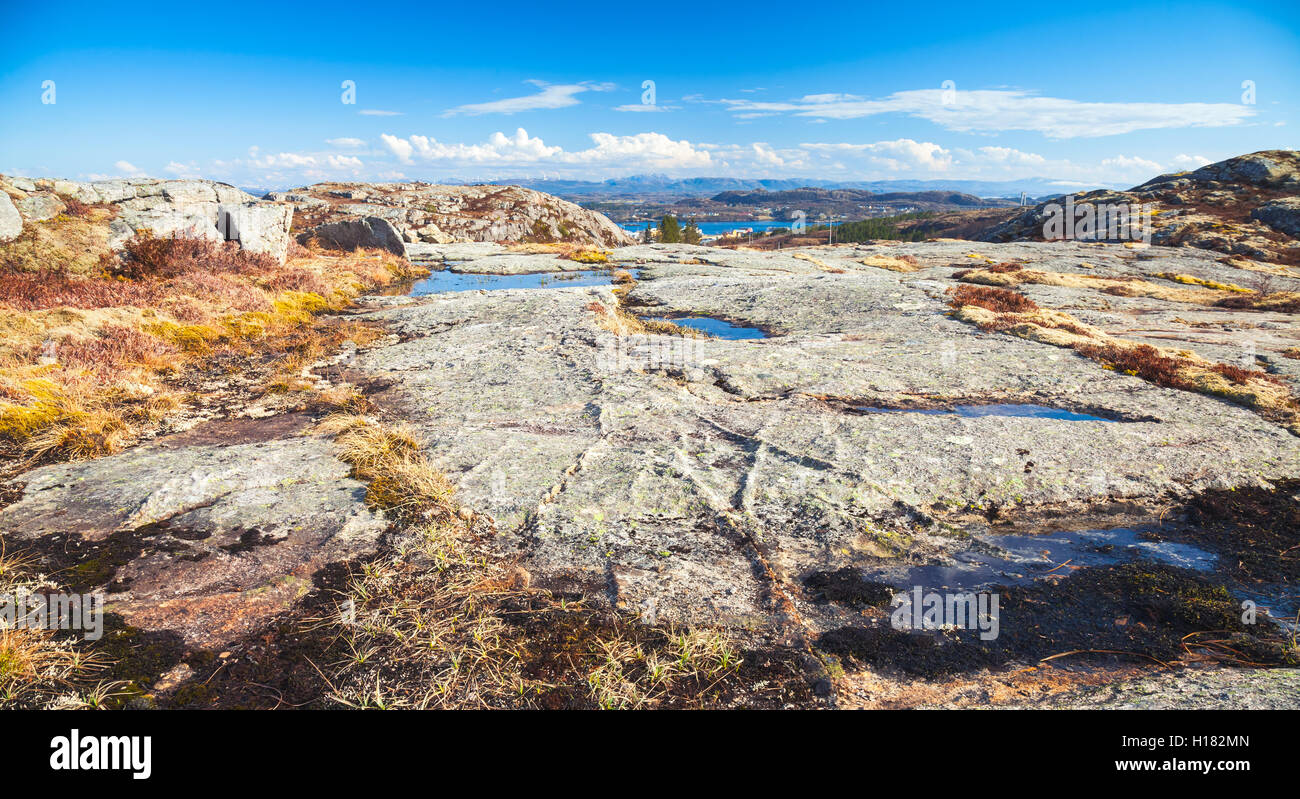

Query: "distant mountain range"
<box><xmin>237</xmin><ymin>174</ymin><xmax>1117</xmax><ymax>204</ymax></box>
<box><xmin>480</xmin><ymin>174</ymin><xmax>1117</xmax><ymax>201</ymax></box>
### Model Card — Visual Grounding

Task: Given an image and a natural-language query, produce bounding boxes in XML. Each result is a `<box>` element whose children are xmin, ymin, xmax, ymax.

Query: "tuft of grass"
<box><xmin>564</xmin><ymin>249</ymin><xmax>610</xmax><ymax>265</ymax></box>
<box><xmin>326</xmin><ymin>416</ymin><xmax>456</xmax><ymax>525</ymax></box>
<box><xmin>858</xmin><ymin>254</ymin><xmax>923</xmax><ymax>273</ymax></box>
<box><xmin>586</xmin><ymin>299</ymin><xmax>705</xmax><ymax>339</ymax></box>
<box><xmin>0</xmin><ymin>545</ymin><xmax>120</xmax><ymax>709</ymax></box>
<box><xmin>1154</xmin><ymin>272</ymin><xmax>1251</xmax><ymax>293</ymax></box>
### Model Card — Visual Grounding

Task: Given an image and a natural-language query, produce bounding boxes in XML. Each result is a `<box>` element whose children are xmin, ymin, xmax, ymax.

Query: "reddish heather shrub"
<box><xmin>946</xmin><ymin>284</ymin><xmax>1039</xmax><ymax>314</ymax></box>
<box><xmin>0</xmin><ymin>269</ymin><xmax>159</xmax><ymax>310</ymax></box>
<box><xmin>116</xmin><ymin>232</ymin><xmax>276</xmax><ymax>280</ymax></box>
<box><xmin>1215</xmin><ymin>292</ymin><xmax>1300</xmax><ymax>313</ymax></box>
<box><xmin>60</xmin><ymin>196</ymin><xmax>94</xmax><ymax>218</ymax></box>
<box><xmin>985</xmin><ymin>261</ymin><xmax>1024</xmax><ymax>273</ymax></box>
<box><xmin>260</xmin><ymin>268</ymin><xmax>332</xmax><ymax>296</ymax></box>
<box><xmin>1074</xmin><ymin>342</ymin><xmax>1191</xmax><ymax>389</ymax></box>
<box><xmin>57</xmin><ymin>324</ymin><xmax>177</xmax><ymax>370</ymax></box>
<box><xmin>1211</xmin><ymin>361</ymin><xmax>1283</xmax><ymax>386</ymax></box>
<box><xmin>166</xmin><ymin>271</ymin><xmax>273</xmax><ymax>311</ymax></box>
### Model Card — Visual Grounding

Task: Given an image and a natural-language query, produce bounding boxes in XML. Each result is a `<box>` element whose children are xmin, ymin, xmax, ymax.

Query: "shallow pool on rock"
<box><xmin>862</xmin><ymin>527</ymin><xmax>1219</xmax><ymax>593</ymax></box>
<box><xmin>405</xmin><ymin>266</ymin><xmax>633</xmax><ymax>295</ymax></box>
<box><xmin>644</xmin><ymin>316</ymin><xmax>768</xmax><ymax>340</ymax></box>
<box><xmin>854</xmin><ymin>403</ymin><xmax>1117</xmax><ymax>422</ymax></box>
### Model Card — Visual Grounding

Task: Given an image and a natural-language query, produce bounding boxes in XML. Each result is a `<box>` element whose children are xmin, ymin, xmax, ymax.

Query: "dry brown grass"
<box><xmin>858</xmin><ymin>254</ymin><xmax>923</xmax><ymax>272</ymax></box>
<box><xmin>947</xmin><ymin>289</ymin><xmax>1300</xmax><ymax>434</ymax></box>
<box><xmin>297</xmin><ymin>417</ymin><xmax>749</xmax><ymax>710</ymax></box>
<box><xmin>0</xmin><ymin>207</ymin><xmax>115</xmax><ymax>276</ymax></box>
<box><xmin>1215</xmin><ymin>291</ymin><xmax>1300</xmax><ymax>313</ymax></box>
<box><xmin>325</xmin><ymin>416</ymin><xmax>457</xmax><ymax>525</ymax></box>
<box><xmin>954</xmin><ymin>266</ymin><xmax>1231</xmax><ymax>305</ymax></box>
<box><xmin>586</xmin><ymin>299</ymin><xmax>705</xmax><ymax>339</ymax></box>
<box><xmin>0</xmin><ymin>545</ymin><xmax>121</xmax><ymax>709</ymax></box>
<box><xmin>0</xmin><ymin>225</ymin><xmax>423</xmax><ymax>463</ymax></box>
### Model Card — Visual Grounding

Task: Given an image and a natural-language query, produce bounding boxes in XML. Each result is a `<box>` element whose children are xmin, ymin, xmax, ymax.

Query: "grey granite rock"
<box><xmin>0</xmin><ymin>191</ymin><xmax>21</xmax><ymax>241</ymax></box>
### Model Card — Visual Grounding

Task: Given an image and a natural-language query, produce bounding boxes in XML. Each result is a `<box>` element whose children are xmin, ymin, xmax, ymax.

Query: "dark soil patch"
<box><xmin>1176</xmin><ymin>478</ymin><xmax>1300</xmax><ymax>584</ymax></box>
<box><xmin>30</xmin><ymin>520</ymin><xmax>203</xmax><ymax>593</ymax></box>
<box><xmin>817</xmin><ymin>562</ymin><xmax>1295</xmax><ymax>679</ymax></box>
<box><xmin>152</xmin><ymin>413</ymin><xmax>314</xmax><ymax>449</ymax></box>
<box><xmin>502</xmin><ymin>595</ymin><xmax>816</xmax><ymax>709</ymax></box>
<box><xmin>803</xmin><ymin>567</ymin><xmax>894</xmax><ymax>608</ymax></box>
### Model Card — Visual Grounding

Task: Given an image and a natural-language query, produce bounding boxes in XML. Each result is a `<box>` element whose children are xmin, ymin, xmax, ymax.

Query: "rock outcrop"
<box><xmin>0</xmin><ymin>191</ymin><xmax>21</xmax><ymax>241</ymax></box>
<box><xmin>1</xmin><ymin>237</ymin><xmax>1296</xmax><ymax>703</ymax></box>
<box><xmin>0</xmin><ymin>176</ymin><xmax>295</xmax><ymax>262</ymax></box>
<box><xmin>296</xmin><ymin>215</ymin><xmax>406</xmax><ymax>255</ymax></box>
<box><xmin>0</xmin><ymin>419</ymin><xmax>387</xmax><ymax>648</ymax></box>
<box><xmin>981</xmin><ymin>150</ymin><xmax>1300</xmax><ymax>266</ymax></box>
<box><xmin>274</xmin><ymin>181</ymin><xmax>635</xmax><ymax>251</ymax></box>
<box><xmin>346</xmin><ymin>240</ymin><xmax>1300</xmax><ymax>628</ymax></box>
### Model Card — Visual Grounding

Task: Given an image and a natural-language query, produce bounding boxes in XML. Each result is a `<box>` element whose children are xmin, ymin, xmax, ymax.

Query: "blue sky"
<box><xmin>2</xmin><ymin>0</ymin><xmax>1296</xmax><ymax>189</ymax></box>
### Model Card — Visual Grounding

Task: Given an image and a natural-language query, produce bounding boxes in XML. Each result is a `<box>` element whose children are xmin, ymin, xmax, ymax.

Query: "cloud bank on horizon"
<box><xmin>2</xmin><ymin>0</ymin><xmax>1295</xmax><ymax>191</ymax></box>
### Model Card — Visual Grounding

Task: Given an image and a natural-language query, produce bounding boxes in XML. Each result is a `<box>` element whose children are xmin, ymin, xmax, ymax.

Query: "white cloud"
<box><xmin>444</xmin><ymin>81</ymin><xmax>614</xmax><ymax>116</ymax></box>
<box><xmin>115</xmin><ymin>160</ymin><xmax>143</xmax><ymax>175</ymax></box>
<box><xmin>802</xmin><ymin>138</ymin><xmax>954</xmax><ymax>172</ymax></box>
<box><xmin>1100</xmin><ymin>154</ymin><xmax>1163</xmax><ymax>174</ymax></box>
<box><xmin>164</xmin><ymin>160</ymin><xmax>201</xmax><ymax>178</ymax></box>
<box><xmin>358</xmin><ymin>109</ymin><xmax>403</xmax><ymax>116</ymax></box>
<box><xmin>751</xmin><ymin>143</ymin><xmax>784</xmax><ymax>167</ymax></box>
<box><xmin>380</xmin><ymin>128</ymin><xmax>712</xmax><ymax>170</ymax></box>
<box><xmin>1170</xmin><ymin>153</ymin><xmax>1211</xmax><ymax>169</ymax></box>
<box><xmin>327</xmin><ymin>137</ymin><xmax>367</xmax><ymax>149</ymax></box>
<box><xmin>719</xmin><ymin>88</ymin><xmax>1255</xmax><ymax>138</ymax></box>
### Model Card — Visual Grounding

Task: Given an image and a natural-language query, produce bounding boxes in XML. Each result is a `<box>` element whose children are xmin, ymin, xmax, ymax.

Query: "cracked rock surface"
<box><xmin>0</xmin><ymin>426</ymin><xmax>386</xmax><ymax>648</ymax></box>
<box><xmin>352</xmin><ymin>241</ymin><xmax>1300</xmax><ymax>628</ymax></box>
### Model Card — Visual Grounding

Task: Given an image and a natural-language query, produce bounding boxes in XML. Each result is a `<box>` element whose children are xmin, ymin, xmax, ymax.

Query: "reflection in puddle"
<box><xmin>644</xmin><ymin>316</ymin><xmax>768</xmax><ymax>340</ymax></box>
<box><xmin>855</xmin><ymin>403</ymin><xmax>1118</xmax><ymax>422</ymax></box>
<box><xmin>404</xmin><ymin>265</ymin><xmax>636</xmax><ymax>296</ymax></box>
<box><xmin>862</xmin><ymin>527</ymin><xmax>1218</xmax><ymax>592</ymax></box>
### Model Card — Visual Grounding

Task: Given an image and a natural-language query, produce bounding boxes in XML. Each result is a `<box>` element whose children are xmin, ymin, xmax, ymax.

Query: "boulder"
<box><xmin>21</xmin><ymin>178</ymin><xmax>302</xmax><ymax>263</ymax></box>
<box><xmin>297</xmin><ymin>215</ymin><xmax>406</xmax><ymax>255</ymax></box>
<box><xmin>1251</xmin><ymin>197</ymin><xmax>1300</xmax><ymax>237</ymax></box>
<box><xmin>15</xmin><ymin>192</ymin><xmax>66</xmax><ymax>222</ymax></box>
<box><xmin>220</xmin><ymin>202</ymin><xmax>294</xmax><ymax>262</ymax></box>
<box><xmin>0</xmin><ymin>192</ymin><xmax>21</xmax><ymax>241</ymax></box>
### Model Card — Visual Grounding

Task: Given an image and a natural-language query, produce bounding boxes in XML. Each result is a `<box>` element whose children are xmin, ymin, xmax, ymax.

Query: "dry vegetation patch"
<box><xmin>858</xmin><ymin>254</ymin><xmax>924</xmax><ymax>272</ymax></box>
<box><xmin>187</xmin><ymin>415</ymin><xmax>802</xmax><ymax>710</ymax></box>
<box><xmin>0</xmin><ymin>545</ymin><xmax>122</xmax><ymax>709</ymax></box>
<box><xmin>0</xmin><ymin>231</ymin><xmax>423</xmax><ymax>465</ymax></box>
<box><xmin>946</xmin><ymin>286</ymin><xmax>1300</xmax><ymax>434</ymax></box>
<box><xmin>953</xmin><ymin>264</ymin><xmax>1232</xmax><ymax>305</ymax></box>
